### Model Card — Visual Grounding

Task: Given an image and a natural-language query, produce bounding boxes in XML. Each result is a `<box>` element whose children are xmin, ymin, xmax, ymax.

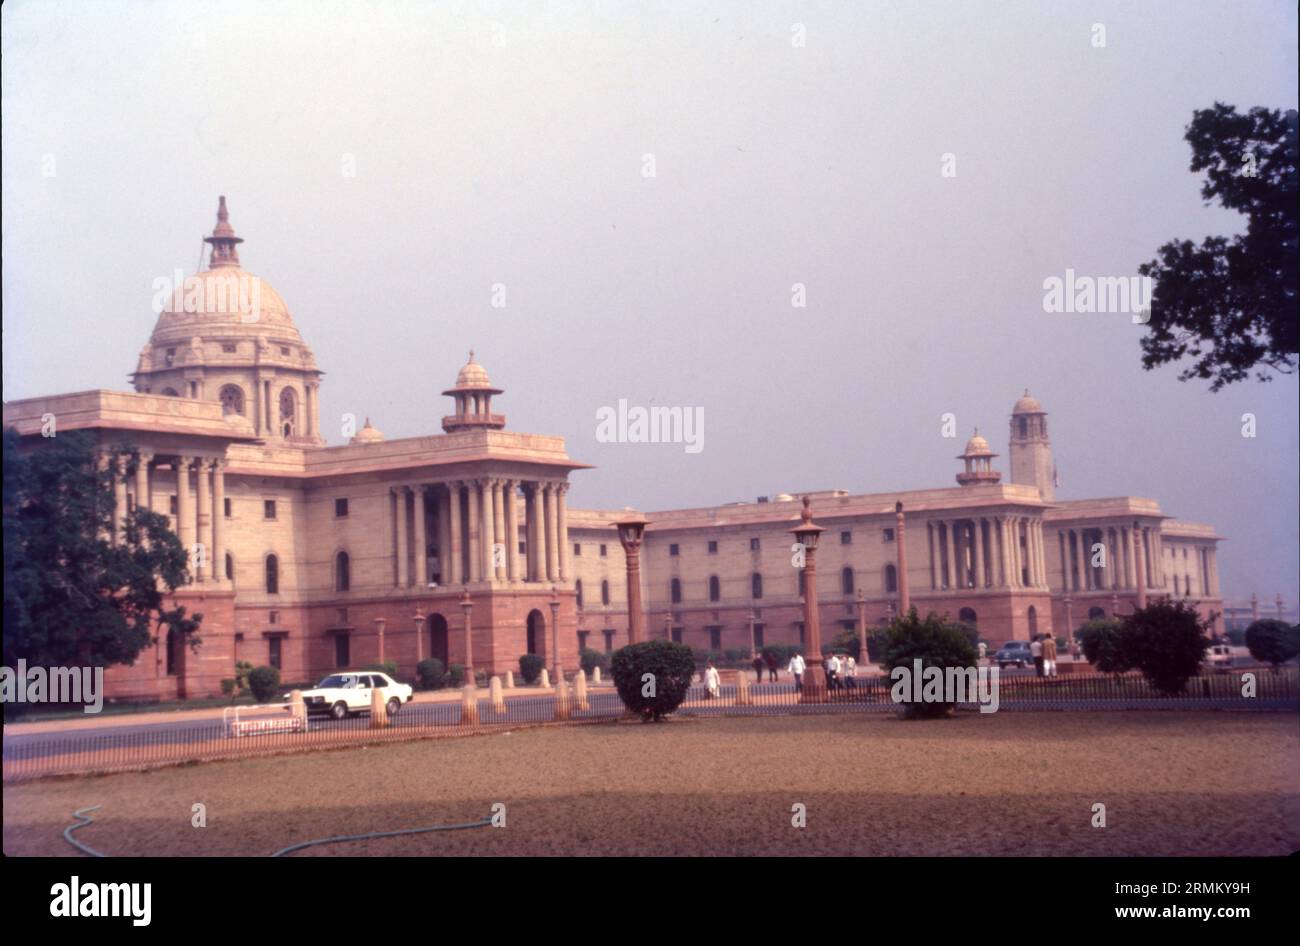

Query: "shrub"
<box><xmin>872</xmin><ymin>609</ymin><xmax>978</xmax><ymax>719</ymax></box>
<box><xmin>610</xmin><ymin>640</ymin><xmax>696</xmax><ymax>722</ymax></box>
<box><xmin>416</xmin><ymin>658</ymin><xmax>445</xmax><ymax>690</ymax></box>
<box><xmin>761</xmin><ymin>643</ymin><xmax>802</xmax><ymax>666</ymax></box>
<box><xmin>220</xmin><ymin>678</ymin><xmax>237</xmax><ymax>701</ymax></box>
<box><xmin>234</xmin><ymin>661</ymin><xmax>254</xmax><ymax>693</ymax></box>
<box><xmin>474</xmin><ymin>670</ymin><xmax>488</xmax><ymax>687</ymax></box>
<box><xmin>829</xmin><ymin>629</ymin><xmax>861</xmax><ymax>659</ymax></box>
<box><xmin>1119</xmin><ymin>599</ymin><xmax>1211</xmax><ymax>695</ymax></box>
<box><xmin>1076</xmin><ymin>618</ymin><xmax>1128</xmax><ymax>675</ymax></box>
<box><xmin>723</xmin><ymin>648</ymin><xmax>752</xmax><ymax>666</ymax></box>
<box><xmin>247</xmin><ymin>665</ymin><xmax>281</xmax><ymax>703</ymax></box>
<box><xmin>1244</xmin><ymin>619</ymin><xmax>1300</xmax><ymax>668</ymax></box>
<box><xmin>447</xmin><ymin>663</ymin><xmax>466</xmax><ymax>688</ymax></box>
<box><xmin>579</xmin><ymin>649</ymin><xmax>610</xmax><ymax>675</ymax></box>
<box><xmin>518</xmin><ymin>654</ymin><xmax>544</xmax><ymax>685</ymax></box>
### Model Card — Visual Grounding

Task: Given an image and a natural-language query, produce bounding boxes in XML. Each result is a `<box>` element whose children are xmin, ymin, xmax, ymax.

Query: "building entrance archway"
<box><xmin>429</xmin><ymin>613</ymin><xmax>449</xmax><ymax>667</ymax></box>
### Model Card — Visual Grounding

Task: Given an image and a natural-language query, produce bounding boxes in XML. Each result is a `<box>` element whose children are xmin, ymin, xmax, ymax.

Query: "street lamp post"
<box><xmin>549</xmin><ymin>584</ymin><xmax>562</xmax><ymax>683</ymax></box>
<box><xmin>747</xmin><ymin>610</ymin><xmax>758</xmax><ymax>661</ymax></box>
<box><xmin>790</xmin><ymin>497</ymin><xmax>826</xmax><ymax>703</ymax></box>
<box><xmin>614</xmin><ymin>509</ymin><xmax>649</xmax><ymax>645</ymax></box>
<box><xmin>663</xmin><ymin>611</ymin><xmax>673</xmax><ymax>642</ymax></box>
<box><xmin>459</xmin><ymin>590</ymin><xmax>475</xmax><ymax>687</ymax></box>
<box><xmin>856</xmin><ymin>589</ymin><xmax>867</xmax><ymax>662</ymax></box>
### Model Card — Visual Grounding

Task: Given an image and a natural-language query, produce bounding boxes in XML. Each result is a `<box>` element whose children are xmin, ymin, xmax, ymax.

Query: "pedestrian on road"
<box><xmin>704</xmin><ymin>660</ymin><xmax>721</xmax><ymax>699</ymax></box>
<box><xmin>844</xmin><ymin>654</ymin><xmax>858</xmax><ymax>689</ymax></box>
<box><xmin>788</xmin><ymin>652</ymin><xmax>806</xmax><ymax>693</ymax></box>
<box><xmin>752</xmin><ymin>654</ymin><xmax>766</xmax><ymax>684</ymax></box>
<box><xmin>1043</xmin><ymin>635</ymin><xmax>1058</xmax><ymax>678</ymax></box>
<box><xmin>1031</xmin><ymin>635</ymin><xmax>1045</xmax><ymax>677</ymax></box>
<box><xmin>765</xmin><ymin>651</ymin><xmax>779</xmax><ymax>682</ymax></box>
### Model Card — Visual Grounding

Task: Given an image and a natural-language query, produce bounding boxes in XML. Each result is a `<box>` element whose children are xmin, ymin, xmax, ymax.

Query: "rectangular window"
<box><xmin>573</xmin><ymin>543</ymin><xmax>582</xmax><ymax>556</ymax></box>
<box><xmin>264</xmin><ymin>499</ymin><xmax>277</xmax><ymax>519</ymax></box>
<box><xmin>883</xmin><ymin>528</ymin><xmax>895</xmax><ymax>542</ymax></box>
<box><xmin>335</xmin><ymin>498</ymin><xmax>348</xmax><ymax>518</ymax></box>
<box><xmin>599</xmin><ymin>544</ymin><xmax>607</xmax><ymax>557</ymax></box>
<box><xmin>169</xmin><ymin>495</ymin><xmax>178</xmax><ymax>516</ymax></box>
<box><xmin>268</xmin><ymin>636</ymin><xmax>282</xmax><ymax>670</ymax></box>
<box><xmin>841</xmin><ymin>531</ymin><xmax>852</xmax><ymax>545</ymax></box>
<box><xmin>708</xmin><ymin>541</ymin><xmax>718</xmax><ymax>554</ymax></box>
<box><xmin>750</xmin><ymin>537</ymin><xmax>760</xmax><ymax>551</ymax></box>
<box><xmin>222</xmin><ymin>343</ymin><xmax>237</xmax><ymax>353</ymax></box>
<box><xmin>336</xmin><ymin>608</ymin><xmax>348</xmax><ymax>624</ymax></box>
<box><xmin>577</xmin><ymin>631</ymin><xmax>589</xmax><ymax>652</ymax></box>
<box><xmin>335</xmin><ymin>634</ymin><xmax>350</xmax><ymax>668</ymax></box>
<box><xmin>709</xmin><ymin>626</ymin><xmax>721</xmax><ymax>650</ymax></box>
<box><xmin>269</xmin><ymin>611</ymin><xmax>279</xmax><ymax>625</ymax></box>
<box><xmin>753</xmin><ymin>624</ymin><xmax>765</xmax><ymax>649</ymax></box>
<box><xmin>518</xmin><ymin>541</ymin><xmax>527</xmax><ymax>556</ymax></box>
<box><xmin>224</xmin><ymin>497</ymin><xmax>232</xmax><ymax>518</ymax></box>
<box><xmin>671</xmin><ymin>626</ymin><xmax>683</xmax><ymax>644</ymax></box>
<box><xmin>603</xmin><ymin>630</ymin><xmax>614</xmax><ymax>653</ymax></box>
<box><xmin>669</xmin><ymin>544</ymin><xmax>680</xmax><ymax>557</ymax></box>
<box><xmin>280</xmin><ymin>346</ymin><xmax>291</xmax><ymax>356</ymax></box>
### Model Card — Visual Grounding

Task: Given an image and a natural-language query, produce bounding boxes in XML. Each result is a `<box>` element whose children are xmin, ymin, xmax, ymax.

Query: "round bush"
<box><xmin>1077</xmin><ymin>618</ymin><xmax>1128</xmax><ymax>674</ymax></box>
<box><xmin>447</xmin><ymin>663</ymin><xmax>466</xmax><ymax>688</ymax></box>
<box><xmin>1244</xmin><ymin>619</ymin><xmax>1300</xmax><ymax>667</ymax></box>
<box><xmin>416</xmin><ymin>658</ymin><xmax>445</xmax><ymax>690</ymax></box>
<box><xmin>873</xmin><ymin>609</ymin><xmax>978</xmax><ymax>719</ymax></box>
<box><xmin>518</xmin><ymin>653</ymin><xmax>544</xmax><ymax>685</ymax></box>
<box><xmin>579</xmin><ymin>649</ymin><xmax>610</xmax><ymax>675</ymax></box>
<box><xmin>1119</xmin><ymin>599</ymin><xmax>1211</xmax><ymax>695</ymax></box>
<box><xmin>610</xmin><ymin>640</ymin><xmax>696</xmax><ymax>722</ymax></box>
<box><xmin>247</xmin><ymin>665</ymin><xmax>281</xmax><ymax>703</ymax></box>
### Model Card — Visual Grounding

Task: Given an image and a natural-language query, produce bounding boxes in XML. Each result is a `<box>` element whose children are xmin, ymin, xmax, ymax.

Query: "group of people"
<box><xmin>783</xmin><ymin>651</ymin><xmax>856</xmax><ymax>693</ymax></box>
<box><xmin>1031</xmin><ymin>634</ymin><xmax>1059</xmax><ymax>677</ymax></box>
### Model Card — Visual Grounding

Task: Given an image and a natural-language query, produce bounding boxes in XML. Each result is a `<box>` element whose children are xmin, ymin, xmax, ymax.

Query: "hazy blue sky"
<box><xmin>3</xmin><ymin>0</ymin><xmax>1296</xmax><ymax>603</ymax></box>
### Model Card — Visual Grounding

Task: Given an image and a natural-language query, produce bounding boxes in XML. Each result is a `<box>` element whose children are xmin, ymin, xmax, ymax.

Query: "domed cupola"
<box><xmin>130</xmin><ymin>197</ymin><xmax>324</xmax><ymax>445</ymax></box>
<box><xmin>441</xmin><ymin>351</ymin><xmax>506</xmax><ymax>433</ymax></box>
<box><xmin>956</xmin><ymin>428</ymin><xmax>1002</xmax><ymax>486</ymax></box>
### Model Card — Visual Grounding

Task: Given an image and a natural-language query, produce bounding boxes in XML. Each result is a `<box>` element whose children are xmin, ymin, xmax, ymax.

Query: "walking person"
<box><xmin>765</xmin><ymin>651</ymin><xmax>779</xmax><ymax>682</ymax></box>
<box><xmin>844</xmin><ymin>653</ymin><xmax>857</xmax><ymax>689</ymax></box>
<box><xmin>704</xmin><ymin>660</ymin><xmax>721</xmax><ymax>699</ymax></box>
<box><xmin>825</xmin><ymin>652</ymin><xmax>840</xmax><ymax>692</ymax></box>
<box><xmin>752</xmin><ymin>654</ymin><xmax>766</xmax><ymax>684</ymax></box>
<box><xmin>788</xmin><ymin>651</ymin><xmax>805</xmax><ymax>693</ymax></box>
<box><xmin>1043</xmin><ymin>634</ymin><xmax>1058</xmax><ymax>678</ymax></box>
<box><xmin>1030</xmin><ymin>635</ymin><xmax>1044</xmax><ymax>677</ymax></box>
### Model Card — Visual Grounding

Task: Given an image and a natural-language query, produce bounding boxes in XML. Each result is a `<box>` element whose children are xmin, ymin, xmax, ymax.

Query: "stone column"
<box><xmin>447</xmin><ymin>482</ymin><xmax>462</xmax><ymax>585</ymax></box>
<box><xmin>196</xmin><ymin>458</ymin><xmax>211</xmax><ymax>581</ymax></box>
<box><xmin>945</xmin><ymin>521</ymin><xmax>958</xmax><ymax>590</ymax></box>
<box><xmin>479</xmin><ymin>479</ymin><xmax>494</xmax><ymax>581</ymax></box>
<box><xmin>530</xmin><ymin>483</ymin><xmax>545</xmax><ymax>581</ymax></box>
<box><xmin>135</xmin><ymin>450</ymin><xmax>153</xmax><ymax>517</ymax></box>
<box><xmin>466</xmin><ymin>479</ymin><xmax>481</xmax><ymax>582</ymax></box>
<box><xmin>413</xmin><ymin>485</ymin><xmax>428</xmax><ymax>587</ymax></box>
<box><xmin>557</xmin><ymin>483</ymin><xmax>570</xmax><ymax>583</ymax></box>
<box><xmin>1132</xmin><ymin>524</ymin><xmax>1147</xmax><ymax>608</ymax></box>
<box><xmin>176</xmin><ymin>457</ymin><xmax>194</xmax><ymax>572</ymax></box>
<box><xmin>895</xmin><ymin>502</ymin><xmax>910</xmax><ymax>614</ymax></box>
<box><xmin>1029</xmin><ymin>520</ymin><xmax>1041</xmax><ymax>588</ymax></box>
<box><xmin>212</xmin><ymin>459</ymin><xmax>225</xmax><ymax>584</ymax></box>
<box><xmin>505</xmin><ymin>480</ymin><xmax>520</xmax><ymax>582</ymax></box>
<box><xmin>394</xmin><ymin>486</ymin><xmax>410</xmax><ymax>588</ymax></box>
<box><xmin>972</xmin><ymin>518</ymin><xmax>985</xmax><ymax>588</ymax></box>
<box><xmin>545</xmin><ymin>483</ymin><xmax>559</xmax><ymax>582</ymax></box>
<box><xmin>995</xmin><ymin>518</ymin><xmax>1008</xmax><ymax>587</ymax></box>
<box><xmin>492</xmin><ymin>479</ymin><xmax>506</xmax><ymax>580</ymax></box>
<box><xmin>112</xmin><ymin>456</ymin><xmax>128</xmax><ymax>546</ymax></box>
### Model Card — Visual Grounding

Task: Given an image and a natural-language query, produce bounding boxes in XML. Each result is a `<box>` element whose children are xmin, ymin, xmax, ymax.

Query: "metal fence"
<box><xmin>4</xmin><ymin>668</ymin><xmax>1296</xmax><ymax>781</ymax></box>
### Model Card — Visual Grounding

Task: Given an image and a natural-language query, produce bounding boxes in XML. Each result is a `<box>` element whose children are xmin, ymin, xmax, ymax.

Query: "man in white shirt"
<box><xmin>844</xmin><ymin>654</ymin><xmax>857</xmax><ymax>689</ymax></box>
<box><xmin>788</xmin><ymin>652</ymin><xmax>806</xmax><ymax>693</ymax></box>
<box><xmin>1030</xmin><ymin>636</ymin><xmax>1044</xmax><ymax>676</ymax></box>
<box><xmin>825</xmin><ymin>653</ymin><xmax>841</xmax><ymax>691</ymax></box>
<box><xmin>704</xmin><ymin>661</ymin><xmax>721</xmax><ymax>699</ymax></box>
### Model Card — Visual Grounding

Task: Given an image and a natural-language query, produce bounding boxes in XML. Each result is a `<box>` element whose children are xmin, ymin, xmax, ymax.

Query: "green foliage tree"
<box><xmin>1244</xmin><ymin>618</ymin><xmax>1300</xmax><ymax>668</ymax></box>
<box><xmin>579</xmin><ymin>649</ymin><xmax>610</xmax><ymax>674</ymax></box>
<box><xmin>247</xmin><ymin>665</ymin><xmax>281</xmax><ymax>703</ymax></box>
<box><xmin>363</xmin><ymin>660</ymin><xmax>399</xmax><ymax>681</ymax></box>
<box><xmin>1077</xmin><ymin>618</ymin><xmax>1129</xmax><ymax>675</ymax></box>
<box><xmin>872</xmin><ymin>608</ymin><xmax>979</xmax><ymax>719</ymax></box>
<box><xmin>1119</xmin><ymin>599</ymin><xmax>1212</xmax><ymax>695</ymax></box>
<box><xmin>416</xmin><ymin>658</ymin><xmax>445</xmax><ymax>690</ymax></box>
<box><xmin>518</xmin><ymin>653</ymin><xmax>544</xmax><ymax>685</ymax></box>
<box><xmin>3</xmin><ymin>429</ymin><xmax>201</xmax><ymax>670</ymax></box>
<box><xmin>828</xmin><ymin>628</ymin><xmax>861</xmax><ymax>659</ymax></box>
<box><xmin>610</xmin><ymin>640</ymin><xmax>696</xmax><ymax>723</ymax></box>
<box><xmin>1138</xmin><ymin>104</ymin><xmax>1298</xmax><ymax>391</ymax></box>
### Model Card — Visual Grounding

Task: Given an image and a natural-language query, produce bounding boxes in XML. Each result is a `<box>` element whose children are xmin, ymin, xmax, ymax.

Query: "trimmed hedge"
<box><xmin>610</xmin><ymin>640</ymin><xmax>696</xmax><ymax>722</ymax></box>
<box><xmin>247</xmin><ymin>665</ymin><xmax>281</xmax><ymax>703</ymax></box>
<box><xmin>518</xmin><ymin>653</ymin><xmax>544</xmax><ymax>685</ymax></box>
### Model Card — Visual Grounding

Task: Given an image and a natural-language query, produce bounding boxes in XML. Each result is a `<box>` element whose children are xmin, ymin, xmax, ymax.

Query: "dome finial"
<box><xmin>468</xmin><ymin>349</ymin><xmax>475</xmax><ymax>363</ymax></box>
<box><xmin>203</xmin><ymin>195</ymin><xmax>244</xmax><ymax>269</ymax></box>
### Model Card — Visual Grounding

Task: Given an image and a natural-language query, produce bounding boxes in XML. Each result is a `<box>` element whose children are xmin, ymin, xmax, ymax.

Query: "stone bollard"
<box><xmin>540</xmin><ymin>668</ymin><xmax>550</xmax><ymax>688</ymax></box>
<box><xmin>592</xmin><ymin>666</ymin><xmax>601</xmax><ymax>685</ymax></box>
<box><xmin>370</xmin><ymin>685</ymin><xmax>389</xmax><ymax>728</ymax></box>
<box><xmin>574</xmin><ymin>668</ymin><xmax>590</xmax><ymax>711</ymax></box>
<box><xmin>289</xmin><ymin>689</ymin><xmax>306</xmax><ymax>725</ymax></box>
<box><xmin>489</xmin><ymin>675</ymin><xmax>506</xmax><ymax>714</ymax></box>
<box><xmin>554</xmin><ymin>677</ymin><xmax>572</xmax><ymax>720</ymax></box>
<box><xmin>505</xmin><ymin>670</ymin><xmax>515</xmax><ymax>690</ymax></box>
<box><xmin>736</xmin><ymin>670</ymin><xmax>751</xmax><ymax>706</ymax></box>
<box><xmin>461</xmin><ymin>683</ymin><xmax>479</xmax><ymax>726</ymax></box>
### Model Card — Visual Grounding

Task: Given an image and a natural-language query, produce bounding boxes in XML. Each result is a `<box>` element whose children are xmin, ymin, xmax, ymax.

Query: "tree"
<box><xmin>1076</xmin><ymin>618</ymin><xmax>1129</xmax><ymax>676</ymax></box>
<box><xmin>1137</xmin><ymin>104</ymin><xmax>1298</xmax><ymax>391</ymax></box>
<box><xmin>3</xmin><ymin>428</ymin><xmax>201</xmax><ymax>670</ymax></box>
<box><xmin>1119</xmin><ymin>599</ymin><xmax>1212</xmax><ymax>695</ymax></box>
<box><xmin>610</xmin><ymin>640</ymin><xmax>695</xmax><ymax>723</ymax></box>
<box><xmin>1244</xmin><ymin>618</ymin><xmax>1300</xmax><ymax>668</ymax></box>
<box><xmin>872</xmin><ymin>608</ymin><xmax>979</xmax><ymax>719</ymax></box>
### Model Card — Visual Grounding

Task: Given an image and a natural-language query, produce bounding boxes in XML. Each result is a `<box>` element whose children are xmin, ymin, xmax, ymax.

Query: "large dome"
<box><xmin>1012</xmin><ymin>389</ymin><xmax>1044</xmax><ymax>414</ymax></box>
<box><xmin>148</xmin><ymin>266</ymin><xmax>303</xmax><ymax>346</ymax></box>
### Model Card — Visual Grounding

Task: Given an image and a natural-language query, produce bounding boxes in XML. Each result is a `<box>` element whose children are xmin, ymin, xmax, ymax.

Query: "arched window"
<box><xmin>225</xmin><ymin>553</ymin><xmax>234</xmax><ymax>582</ymax></box>
<box><xmin>1018</xmin><ymin>417</ymin><xmax>1028</xmax><ymax>438</ymax></box>
<box><xmin>1088</xmin><ymin>606</ymin><xmax>1105</xmax><ymax>620</ymax></box>
<box><xmin>166</xmin><ymin>629</ymin><xmax>178</xmax><ymax>676</ymax></box>
<box><xmin>670</xmin><ymin>578</ymin><xmax>682</xmax><ymax>604</ymax></box>
<box><xmin>841</xmin><ymin>566</ymin><xmax>854</xmax><ymax>595</ymax></box>
<box><xmin>708</xmin><ymin>576</ymin><xmax>720</xmax><ymax>602</ymax></box>
<box><xmin>1027</xmin><ymin>605</ymin><xmax>1038</xmax><ymax>636</ymax></box>
<box><xmin>161</xmin><ymin>387</ymin><xmax>180</xmax><ymax>398</ymax></box>
<box><xmin>219</xmin><ymin>384</ymin><xmax>245</xmax><ymax>416</ymax></box>
<box><xmin>265</xmin><ymin>554</ymin><xmax>279</xmax><ymax>594</ymax></box>
<box><xmin>575</xmin><ymin>579</ymin><xmax>584</xmax><ymax>609</ymax></box>
<box><xmin>601</xmin><ymin>580</ymin><xmax>610</xmax><ymax>606</ymax></box>
<box><xmin>335</xmin><ymin>551</ymin><xmax>350</xmax><ymax>592</ymax></box>
<box><xmin>884</xmin><ymin>563</ymin><xmax>898</xmax><ymax>593</ymax></box>
<box><xmin>751</xmin><ymin>572</ymin><xmax>763</xmax><ymax>599</ymax></box>
<box><xmin>958</xmin><ymin>607</ymin><xmax>977</xmax><ymax>625</ymax></box>
<box><xmin>279</xmin><ymin>387</ymin><xmax>297</xmax><ymax>437</ymax></box>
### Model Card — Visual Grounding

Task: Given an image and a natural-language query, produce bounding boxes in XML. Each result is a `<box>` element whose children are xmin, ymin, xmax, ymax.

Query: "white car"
<box><xmin>286</xmin><ymin>671</ymin><xmax>413</xmax><ymax>720</ymax></box>
<box><xmin>1205</xmin><ymin>644</ymin><xmax>1234</xmax><ymax>672</ymax></box>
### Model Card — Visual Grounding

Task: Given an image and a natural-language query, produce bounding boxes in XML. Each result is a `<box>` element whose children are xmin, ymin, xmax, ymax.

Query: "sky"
<box><xmin>2</xmin><ymin>0</ymin><xmax>1297</xmax><ymax>604</ymax></box>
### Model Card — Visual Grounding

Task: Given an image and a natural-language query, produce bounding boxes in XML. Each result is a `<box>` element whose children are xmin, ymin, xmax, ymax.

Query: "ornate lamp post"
<box><xmin>459</xmin><ymin>590</ymin><xmax>475</xmax><ymax>686</ymax></box>
<box><xmin>663</xmin><ymin>611</ymin><xmax>673</xmax><ymax>642</ymax></box>
<box><xmin>373</xmin><ymin>617</ymin><xmax>387</xmax><ymax>664</ymax></box>
<box><xmin>747</xmin><ymin>610</ymin><xmax>758</xmax><ymax>660</ymax></box>
<box><xmin>790</xmin><ymin>497</ymin><xmax>826</xmax><ymax>702</ymax></box>
<box><xmin>413</xmin><ymin>609</ymin><xmax>426</xmax><ymax>663</ymax></box>
<box><xmin>614</xmin><ymin>509</ymin><xmax>649</xmax><ymax>645</ymax></box>
<box><xmin>549</xmin><ymin>583</ymin><xmax>562</xmax><ymax>683</ymax></box>
<box><xmin>856</xmin><ymin>589</ymin><xmax>867</xmax><ymax>662</ymax></box>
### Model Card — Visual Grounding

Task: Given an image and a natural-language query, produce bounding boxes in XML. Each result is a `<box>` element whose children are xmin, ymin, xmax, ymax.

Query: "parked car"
<box><xmin>993</xmin><ymin>641</ymin><xmax>1034</xmax><ymax>669</ymax></box>
<box><xmin>286</xmin><ymin>671</ymin><xmax>413</xmax><ymax>720</ymax></box>
<box><xmin>1205</xmin><ymin>644</ymin><xmax>1233</xmax><ymax>671</ymax></box>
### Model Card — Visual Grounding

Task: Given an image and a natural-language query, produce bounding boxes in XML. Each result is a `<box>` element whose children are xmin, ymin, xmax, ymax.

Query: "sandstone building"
<box><xmin>3</xmin><ymin>199</ymin><xmax>1225</xmax><ymax>700</ymax></box>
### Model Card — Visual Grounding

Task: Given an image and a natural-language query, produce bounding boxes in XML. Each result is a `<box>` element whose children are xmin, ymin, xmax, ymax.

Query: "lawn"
<box><xmin>3</xmin><ymin>711</ymin><xmax>1296</xmax><ymax>856</ymax></box>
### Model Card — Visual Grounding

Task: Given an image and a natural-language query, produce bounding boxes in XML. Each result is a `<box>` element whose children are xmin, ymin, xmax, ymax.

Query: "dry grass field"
<box><xmin>4</xmin><ymin>711</ymin><xmax>1297</xmax><ymax>856</ymax></box>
